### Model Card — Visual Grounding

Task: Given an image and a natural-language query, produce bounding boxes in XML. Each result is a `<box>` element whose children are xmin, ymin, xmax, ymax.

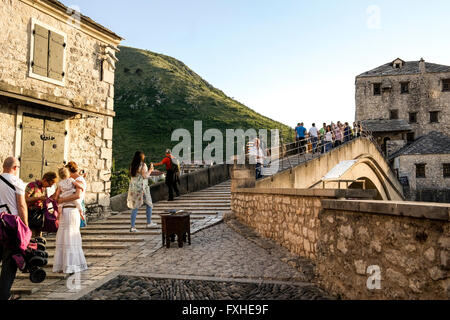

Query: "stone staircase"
<box><xmin>5</xmin><ymin>181</ymin><xmax>231</xmax><ymax>298</ymax></box>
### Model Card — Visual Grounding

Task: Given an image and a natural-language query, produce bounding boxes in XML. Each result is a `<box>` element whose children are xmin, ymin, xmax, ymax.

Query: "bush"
<box><xmin>111</xmin><ymin>170</ymin><xmax>130</xmax><ymax>197</ymax></box>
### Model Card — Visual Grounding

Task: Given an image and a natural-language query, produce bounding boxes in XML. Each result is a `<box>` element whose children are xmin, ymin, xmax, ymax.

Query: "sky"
<box><xmin>63</xmin><ymin>0</ymin><xmax>450</xmax><ymax>128</ymax></box>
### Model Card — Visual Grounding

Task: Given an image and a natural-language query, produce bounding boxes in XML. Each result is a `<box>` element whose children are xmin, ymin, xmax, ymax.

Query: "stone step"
<box><xmin>46</xmin><ymin>244</ymin><xmax>128</xmax><ymax>250</ymax></box>
<box><xmin>46</xmin><ymin>251</ymin><xmax>114</xmax><ymax>258</ymax></box>
<box><xmin>17</xmin><ymin>272</ymin><xmax>68</xmax><ymax>280</ymax></box>
<box><xmin>44</xmin><ymin>237</ymin><xmax>145</xmax><ymax>243</ymax></box>
<box><xmin>81</xmin><ymin>230</ymin><xmax>160</xmax><ymax>235</ymax></box>
<box><xmin>111</xmin><ymin>214</ymin><xmax>206</xmax><ymax>220</ymax></box>
<box><xmin>11</xmin><ymin>286</ymin><xmax>40</xmax><ymax>295</ymax></box>
<box><xmin>154</xmin><ymin>203</ymin><xmax>230</xmax><ymax>208</ymax></box>
<box><xmin>83</xmin><ymin>223</ymin><xmax>161</xmax><ymax>230</ymax></box>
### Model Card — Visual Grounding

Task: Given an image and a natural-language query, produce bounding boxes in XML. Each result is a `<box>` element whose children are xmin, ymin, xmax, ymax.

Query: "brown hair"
<box><xmin>66</xmin><ymin>161</ymin><xmax>79</xmax><ymax>174</ymax></box>
<box><xmin>42</xmin><ymin>172</ymin><xmax>58</xmax><ymax>185</ymax></box>
<box><xmin>58</xmin><ymin>167</ymin><xmax>70</xmax><ymax>180</ymax></box>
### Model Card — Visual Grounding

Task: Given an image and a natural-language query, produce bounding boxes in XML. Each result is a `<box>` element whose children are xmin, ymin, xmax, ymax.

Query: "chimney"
<box><xmin>419</xmin><ymin>58</ymin><xmax>426</xmax><ymax>74</ymax></box>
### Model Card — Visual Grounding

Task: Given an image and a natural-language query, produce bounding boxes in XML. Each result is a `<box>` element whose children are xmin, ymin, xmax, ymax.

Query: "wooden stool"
<box><xmin>160</xmin><ymin>211</ymin><xmax>191</xmax><ymax>248</ymax></box>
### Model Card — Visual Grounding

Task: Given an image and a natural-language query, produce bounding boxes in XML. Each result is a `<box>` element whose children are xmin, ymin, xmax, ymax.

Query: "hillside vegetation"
<box><xmin>113</xmin><ymin>46</ymin><xmax>293</xmax><ymax>170</ymax></box>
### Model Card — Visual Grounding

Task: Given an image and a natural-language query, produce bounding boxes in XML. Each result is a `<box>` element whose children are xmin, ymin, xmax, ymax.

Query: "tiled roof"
<box><xmin>357</xmin><ymin>60</ymin><xmax>450</xmax><ymax>78</ymax></box>
<box><xmin>361</xmin><ymin>119</ymin><xmax>412</xmax><ymax>133</ymax></box>
<box><xmin>389</xmin><ymin>131</ymin><xmax>450</xmax><ymax>159</ymax></box>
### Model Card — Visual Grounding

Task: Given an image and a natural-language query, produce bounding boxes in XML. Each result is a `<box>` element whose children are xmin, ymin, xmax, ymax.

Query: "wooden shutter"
<box><xmin>48</xmin><ymin>31</ymin><xmax>65</xmax><ymax>81</ymax></box>
<box><xmin>32</xmin><ymin>24</ymin><xmax>49</xmax><ymax>77</ymax></box>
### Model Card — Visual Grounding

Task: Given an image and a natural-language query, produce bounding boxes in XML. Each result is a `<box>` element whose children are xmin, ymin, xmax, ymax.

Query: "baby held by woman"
<box><xmin>55</xmin><ymin>167</ymin><xmax>84</xmax><ymax>217</ymax></box>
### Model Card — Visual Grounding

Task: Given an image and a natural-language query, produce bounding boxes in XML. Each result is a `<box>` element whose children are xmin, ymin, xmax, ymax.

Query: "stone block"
<box><xmin>99</xmin><ymin>170</ymin><xmax>111</xmax><ymax>182</ymax></box>
<box><xmin>103</xmin><ymin>69</ymin><xmax>115</xmax><ymax>84</ymax></box>
<box><xmin>85</xmin><ymin>193</ymin><xmax>98</xmax><ymax>205</ymax></box>
<box><xmin>91</xmin><ymin>182</ymin><xmax>105</xmax><ymax>193</ymax></box>
<box><xmin>107</xmin><ymin>116</ymin><xmax>114</xmax><ymax>129</ymax></box>
<box><xmin>106</xmin><ymin>97</ymin><xmax>114</xmax><ymax>110</ymax></box>
<box><xmin>354</xmin><ymin>260</ymin><xmax>366</xmax><ymax>275</ymax></box>
<box><xmin>424</xmin><ymin>247</ymin><xmax>435</xmax><ymax>262</ymax></box>
<box><xmin>102</xmin><ymin>128</ymin><xmax>113</xmax><ymax>140</ymax></box>
<box><xmin>108</xmin><ymin>84</ymin><xmax>114</xmax><ymax>98</ymax></box>
<box><xmin>101</xmin><ymin>148</ymin><xmax>113</xmax><ymax>160</ymax></box>
<box><xmin>98</xmin><ymin>193</ymin><xmax>110</xmax><ymax>207</ymax></box>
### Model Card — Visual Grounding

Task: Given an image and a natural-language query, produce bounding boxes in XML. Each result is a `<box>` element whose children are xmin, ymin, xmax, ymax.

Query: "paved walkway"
<box><xmin>12</xmin><ymin>181</ymin><xmax>230</xmax><ymax>300</ymax></box>
<box><xmin>79</xmin><ymin>220</ymin><xmax>331</xmax><ymax>300</ymax></box>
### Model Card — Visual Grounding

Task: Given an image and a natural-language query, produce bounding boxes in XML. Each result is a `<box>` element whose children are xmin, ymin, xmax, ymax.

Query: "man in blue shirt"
<box><xmin>295</xmin><ymin>123</ymin><xmax>307</xmax><ymax>154</ymax></box>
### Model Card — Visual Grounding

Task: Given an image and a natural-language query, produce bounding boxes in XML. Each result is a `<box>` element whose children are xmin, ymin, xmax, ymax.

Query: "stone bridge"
<box><xmin>256</xmin><ymin>137</ymin><xmax>404</xmax><ymax>201</ymax></box>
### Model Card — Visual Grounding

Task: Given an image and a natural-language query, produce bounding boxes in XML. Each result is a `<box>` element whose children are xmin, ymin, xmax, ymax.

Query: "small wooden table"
<box><xmin>160</xmin><ymin>211</ymin><xmax>191</xmax><ymax>248</ymax></box>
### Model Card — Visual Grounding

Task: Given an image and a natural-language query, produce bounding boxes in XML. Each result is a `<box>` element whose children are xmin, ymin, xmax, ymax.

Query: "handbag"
<box><xmin>42</xmin><ymin>198</ymin><xmax>59</xmax><ymax>233</ymax></box>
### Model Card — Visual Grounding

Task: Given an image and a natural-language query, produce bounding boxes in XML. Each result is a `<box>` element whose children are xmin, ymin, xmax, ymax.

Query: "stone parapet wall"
<box><xmin>231</xmin><ymin>188</ymin><xmax>377</xmax><ymax>261</ymax></box>
<box><xmin>231</xmin><ymin>186</ymin><xmax>449</xmax><ymax>299</ymax></box>
<box><xmin>318</xmin><ymin>200</ymin><xmax>449</xmax><ymax>299</ymax></box>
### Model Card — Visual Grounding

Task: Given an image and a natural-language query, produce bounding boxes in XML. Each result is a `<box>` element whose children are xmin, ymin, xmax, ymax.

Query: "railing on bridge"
<box><xmin>246</xmin><ymin>128</ymin><xmax>393</xmax><ymax>178</ymax></box>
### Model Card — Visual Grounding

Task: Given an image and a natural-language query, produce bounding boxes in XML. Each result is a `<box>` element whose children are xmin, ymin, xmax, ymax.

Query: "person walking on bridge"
<box><xmin>154</xmin><ymin>149</ymin><xmax>181</xmax><ymax>202</ymax></box>
<box><xmin>295</xmin><ymin>123</ymin><xmax>307</xmax><ymax>154</ymax></box>
<box><xmin>309</xmin><ymin>123</ymin><xmax>319</xmax><ymax>154</ymax></box>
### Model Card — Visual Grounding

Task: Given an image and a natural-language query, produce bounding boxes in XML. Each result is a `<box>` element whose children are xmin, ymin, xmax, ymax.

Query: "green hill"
<box><xmin>113</xmin><ymin>46</ymin><xmax>293</xmax><ymax>170</ymax></box>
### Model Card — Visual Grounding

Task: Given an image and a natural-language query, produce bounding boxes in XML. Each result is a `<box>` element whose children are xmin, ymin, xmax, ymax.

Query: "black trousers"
<box><xmin>166</xmin><ymin>170</ymin><xmax>180</xmax><ymax>200</ymax></box>
<box><xmin>0</xmin><ymin>243</ymin><xmax>17</xmax><ymax>300</ymax></box>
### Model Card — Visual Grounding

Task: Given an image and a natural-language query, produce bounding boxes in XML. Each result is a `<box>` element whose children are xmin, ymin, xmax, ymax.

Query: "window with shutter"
<box><xmin>48</xmin><ymin>31</ymin><xmax>65</xmax><ymax>81</ymax></box>
<box><xmin>29</xmin><ymin>19</ymin><xmax>66</xmax><ymax>86</ymax></box>
<box><xmin>32</xmin><ymin>24</ymin><xmax>49</xmax><ymax>77</ymax></box>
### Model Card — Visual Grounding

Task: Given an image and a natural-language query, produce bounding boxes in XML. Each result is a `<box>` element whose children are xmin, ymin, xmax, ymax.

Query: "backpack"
<box><xmin>170</xmin><ymin>156</ymin><xmax>181</xmax><ymax>173</ymax></box>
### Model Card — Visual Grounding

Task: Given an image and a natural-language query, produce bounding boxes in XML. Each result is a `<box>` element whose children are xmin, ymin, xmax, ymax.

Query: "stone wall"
<box><xmin>355</xmin><ymin>71</ymin><xmax>450</xmax><ymax>139</ymax></box>
<box><xmin>0</xmin><ymin>98</ymin><xmax>16</xmax><ymax>163</ymax></box>
<box><xmin>231</xmin><ymin>183</ymin><xmax>449</xmax><ymax>299</ymax></box>
<box><xmin>231</xmin><ymin>188</ymin><xmax>377</xmax><ymax>260</ymax></box>
<box><xmin>68</xmin><ymin>116</ymin><xmax>113</xmax><ymax>217</ymax></box>
<box><xmin>318</xmin><ymin>200</ymin><xmax>450</xmax><ymax>300</ymax></box>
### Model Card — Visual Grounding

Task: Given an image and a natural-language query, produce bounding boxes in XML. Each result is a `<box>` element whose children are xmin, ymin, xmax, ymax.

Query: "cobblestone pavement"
<box><xmin>81</xmin><ymin>275</ymin><xmax>329</xmax><ymax>300</ymax></box>
<box><xmin>80</xmin><ymin>221</ymin><xmax>331</xmax><ymax>300</ymax></box>
<box><xmin>124</xmin><ymin>222</ymin><xmax>316</xmax><ymax>283</ymax></box>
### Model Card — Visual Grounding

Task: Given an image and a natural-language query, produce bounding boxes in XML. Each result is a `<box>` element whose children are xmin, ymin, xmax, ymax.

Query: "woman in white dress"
<box><xmin>53</xmin><ymin>161</ymin><xmax>88</xmax><ymax>274</ymax></box>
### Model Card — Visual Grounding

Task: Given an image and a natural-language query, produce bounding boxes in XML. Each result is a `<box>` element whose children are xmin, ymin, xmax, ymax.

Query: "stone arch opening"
<box><xmin>349</xmin><ymin>177</ymin><xmax>383</xmax><ymax>200</ymax></box>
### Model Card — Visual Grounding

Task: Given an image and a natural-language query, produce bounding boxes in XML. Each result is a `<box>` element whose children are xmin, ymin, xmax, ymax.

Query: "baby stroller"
<box><xmin>0</xmin><ymin>204</ymin><xmax>48</xmax><ymax>283</ymax></box>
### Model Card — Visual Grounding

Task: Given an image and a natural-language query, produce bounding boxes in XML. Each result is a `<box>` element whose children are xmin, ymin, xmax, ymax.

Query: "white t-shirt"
<box><xmin>0</xmin><ymin>173</ymin><xmax>26</xmax><ymax>216</ymax></box>
<box><xmin>309</xmin><ymin>127</ymin><xmax>319</xmax><ymax>138</ymax></box>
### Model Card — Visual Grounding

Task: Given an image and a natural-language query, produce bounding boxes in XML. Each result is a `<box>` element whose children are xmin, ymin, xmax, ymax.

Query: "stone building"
<box><xmin>355</xmin><ymin>58</ymin><xmax>450</xmax><ymax>203</ymax></box>
<box><xmin>389</xmin><ymin>131</ymin><xmax>450</xmax><ymax>203</ymax></box>
<box><xmin>356</xmin><ymin>57</ymin><xmax>450</xmax><ymax>141</ymax></box>
<box><xmin>0</xmin><ymin>0</ymin><xmax>122</xmax><ymax>217</ymax></box>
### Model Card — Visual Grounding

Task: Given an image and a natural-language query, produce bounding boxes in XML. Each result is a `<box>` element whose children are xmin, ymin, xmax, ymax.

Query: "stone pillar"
<box><xmin>231</xmin><ymin>161</ymin><xmax>256</xmax><ymax>192</ymax></box>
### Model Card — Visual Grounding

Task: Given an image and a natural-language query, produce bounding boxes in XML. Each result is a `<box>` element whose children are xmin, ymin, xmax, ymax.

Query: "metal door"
<box><xmin>20</xmin><ymin>116</ymin><xmax>44</xmax><ymax>182</ymax></box>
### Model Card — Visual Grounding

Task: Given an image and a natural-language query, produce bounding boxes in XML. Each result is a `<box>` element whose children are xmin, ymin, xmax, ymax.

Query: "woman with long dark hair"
<box><xmin>127</xmin><ymin>151</ymin><xmax>155</xmax><ymax>233</ymax></box>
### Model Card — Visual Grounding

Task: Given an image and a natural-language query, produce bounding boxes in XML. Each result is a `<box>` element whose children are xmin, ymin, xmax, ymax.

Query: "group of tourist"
<box><xmin>294</xmin><ymin>121</ymin><xmax>363</xmax><ymax>155</ymax></box>
<box><xmin>0</xmin><ymin>157</ymin><xmax>88</xmax><ymax>300</ymax></box>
